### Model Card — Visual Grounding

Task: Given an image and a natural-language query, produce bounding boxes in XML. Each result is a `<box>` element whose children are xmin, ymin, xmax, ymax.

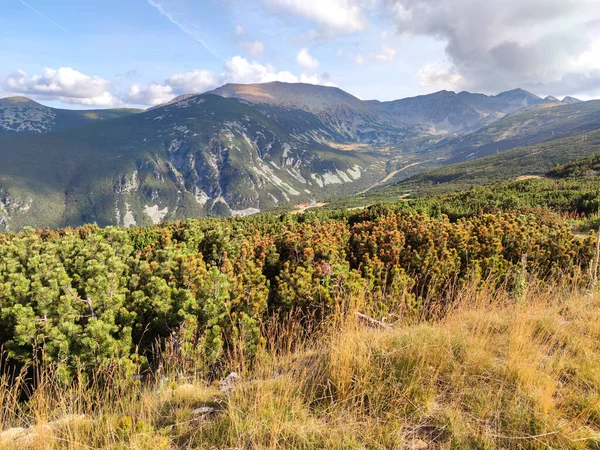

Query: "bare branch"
<box><xmin>64</xmin><ymin>286</ymin><xmax>95</xmax><ymax>318</ymax></box>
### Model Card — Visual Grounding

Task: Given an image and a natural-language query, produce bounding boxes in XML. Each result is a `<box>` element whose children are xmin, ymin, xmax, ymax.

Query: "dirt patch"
<box><xmin>326</xmin><ymin>142</ymin><xmax>372</xmax><ymax>151</ymax></box>
<box><xmin>290</xmin><ymin>202</ymin><xmax>327</xmax><ymax>214</ymax></box>
<box><xmin>515</xmin><ymin>175</ymin><xmax>544</xmax><ymax>181</ymax></box>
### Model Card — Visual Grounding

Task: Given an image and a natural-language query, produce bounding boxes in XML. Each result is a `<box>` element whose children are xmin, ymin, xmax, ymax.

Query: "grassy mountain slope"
<box><xmin>369</xmin><ymin>87</ymin><xmax>544</xmax><ymax>134</ymax></box>
<box><xmin>0</xmin><ymin>96</ymin><xmax>141</xmax><ymax>133</ymax></box>
<box><xmin>373</xmin><ymin>99</ymin><xmax>600</xmax><ymax>187</ymax></box>
<box><xmin>210</xmin><ymin>82</ymin><xmax>546</xmax><ymax>136</ymax></box>
<box><xmin>349</xmin><ymin>98</ymin><xmax>600</xmax><ymax>188</ymax></box>
<box><xmin>547</xmin><ymin>153</ymin><xmax>600</xmax><ymax>178</ymax></box>
<box><xmin>0</xmin><ymin>93</ymin><xmax>386</xmax><ymax>230</ymax></box>
<box><xmin>3</xmin><ymin>288</ymin><xmax>600</xmax><ymax>450</ymax></box>
<box><xmin>437</xmin><ymin>100</ymin><xmax>600</xmax><ymax>162</ymax></box>
<box><xmin>388</xmin><ymin>129</ymin><xmax>600</xmax><ymax>197</ymax></box>
<box><xmin>320</xmin><ymin>130</ymin><xmax>600</xmax><ymax>211</ymax></box>
<box><xmin>209</xmin><ymin>82</ymin><xmax>422</xmax><ymax>144</ymax></box>
<box><xmin>1</xmin><ymin>83</ymin><xmax>599</xmax><ymax>230</ymax></box>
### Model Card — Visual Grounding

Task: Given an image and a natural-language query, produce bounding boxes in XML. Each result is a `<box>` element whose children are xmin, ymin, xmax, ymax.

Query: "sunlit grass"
<box><xmin>2</xmin><ymin>281</ymin><xmax>600</xmax><ymax>449</ymax></box>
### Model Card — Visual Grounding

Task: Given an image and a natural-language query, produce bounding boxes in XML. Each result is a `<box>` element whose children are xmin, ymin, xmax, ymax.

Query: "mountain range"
<box><xmin>0</xmin><ymin>96</ymin><xmax>141</xmax><ymax>133</ymax></box>
<box><xmin>0</xmin><ymin>82</ymin><xmax>596</xmax><ymax>230</ymax></box>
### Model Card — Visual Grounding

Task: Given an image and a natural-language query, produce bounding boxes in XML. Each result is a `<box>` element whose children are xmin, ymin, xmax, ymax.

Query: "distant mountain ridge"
<box><xmin>208</xmin><ymin>82</ymin><xmax>419</xmax><ymax>144</ymax></box>
<box><xmin>209</xmin><ymin>83</ymin><xmax>554</xmax><ymax>135</ymax></box>
<box><xmin>0</xmin><ymin>82</ymin><xmax>598</xmax><ymax>230</ymax></box>
<box><xmin>2</xmin><ymin>83</ymin><xmax>583</xmax><ymax>137</ymax></box>
<box><xmin>368</xmin><ymin>88</ymin><xmax>545</xmax><ymax>134</ymax></box>
<box><xmin>208</xmin><ymin>82</ymin><xmax>367</xmax><ymax>112</ymax></box>
<box><xmin>0</xmin><ymin>96</ymin><xmax>141</xmax><ymax>134</ymax></box>
<box><xmin>0</xmin><ymin>92</ymin><xmax>388</xmax><ymax>230</ymax></box>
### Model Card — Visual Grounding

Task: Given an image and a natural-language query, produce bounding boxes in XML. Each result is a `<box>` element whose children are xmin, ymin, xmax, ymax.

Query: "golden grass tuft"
<box><xmin>2</xmin><ymin>281</ymin><xmax>600</xmax><ymax>449</ymax></box>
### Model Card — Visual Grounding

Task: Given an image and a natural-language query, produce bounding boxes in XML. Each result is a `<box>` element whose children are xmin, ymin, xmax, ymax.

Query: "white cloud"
<box><xmin>122</xmin><ymin>55</ymin><xmax>333</xmax><ymax>106</ymax></box>
<box><xmin>61</xmin><ymin>92</ymin><xmax>120</xmax><ymax>106</ymax></box>
<box><xmin>262</xmin><ymin>0</ymin><xmax>366</xmax><ymax>33</ymax></box>
<box><xmin>224</xmin><ymin>56</ymin><xmax>299</xmax><ymax>83</ymax></box>
<box><xmin>242</xmin><ymin>40</ymin><xmax>266</xmax><ymax>58</ymax></box>
<box><xmin>123</xmin><ymin>69</ymin><xmax>218</xmax><ymax>106</ymax></box>
<box><xmin>296</xmin><ymin>48</ymin><xmax>320</xmax><ymax>71</ymax></box>
<box><xmin>576</xmin><ymin>39</ymin><xmax>600</xmax><ymax>72</ymax></box>
<box><xmin>2</xmin><ymin>67</ymin><xmax>119</xmax><ymax>106</ymax></box>
<box><xmin>417</xmin><ymin>62</ymin><xmax>464</xmax><ymax>90</ymax></box>
<box><xmin>5</xmin><ymin>51</ymin><xmax>336</xmax><ymax>109</ymax></box>
<box><xmin>167</xmin><ymin>70</ymin><xmax>218</xmax><ymax>93</ymax></box>
<box><xmin>123</xmin><ymin>83</ymin><xmax>176</xmax><ymax>106</ymax></box>
<box><xmin>386</xmin><ymin>0</ymin><xmax>600</xmax><ymax>95</ymax></box>
<box><xmin>299</xmin><ymin>74</ymin><xmax>320</xmax><ymax>84</ymax></box>
<box><xmin>376</xmin><ymin>45</ymin><xmax>396</xmax><ymax>61</ymax></box>
<box><xmin>222</xmin><ymin>56</ymin><xmax>334</xmax><ymax>86</ymax></box>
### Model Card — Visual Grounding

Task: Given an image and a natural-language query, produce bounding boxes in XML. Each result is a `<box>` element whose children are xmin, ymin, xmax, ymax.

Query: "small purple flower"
<box><xmin>322</xmin><ymin>263</ymin><xmax>333</xmax><ymax>276</ymax></box>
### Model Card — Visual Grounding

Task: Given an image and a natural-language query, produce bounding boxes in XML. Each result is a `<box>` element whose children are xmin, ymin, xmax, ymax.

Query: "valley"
<box><xmin>0</xmin><ymin>82</ymin><xmax>598</xmax><ymax>231</ymax></box>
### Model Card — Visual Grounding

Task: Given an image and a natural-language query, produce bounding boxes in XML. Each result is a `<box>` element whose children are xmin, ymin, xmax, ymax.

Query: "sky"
<box><xmin>1</xmin><ymin>0</ymin><xmax>600</xmax><ymax>109</ymax></box>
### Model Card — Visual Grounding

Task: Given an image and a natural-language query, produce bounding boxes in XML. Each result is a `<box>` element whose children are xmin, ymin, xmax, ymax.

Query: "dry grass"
<box><xmin>2</xmin><ymin>281</ymin><xmax>600</xmax><ymax>449</ymax></box>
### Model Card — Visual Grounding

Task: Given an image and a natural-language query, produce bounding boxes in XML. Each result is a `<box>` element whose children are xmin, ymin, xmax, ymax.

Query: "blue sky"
<box><xmin>1</xmin><ymin>0</ymin><xmax>599</xmax><ymax>108</ymax></box>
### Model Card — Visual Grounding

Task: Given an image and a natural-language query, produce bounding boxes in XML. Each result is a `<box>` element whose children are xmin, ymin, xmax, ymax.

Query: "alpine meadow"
<box><xmin>2</xmin><ymin>1</ymin><xmax>600</xmax><ymax>449</ymax></box>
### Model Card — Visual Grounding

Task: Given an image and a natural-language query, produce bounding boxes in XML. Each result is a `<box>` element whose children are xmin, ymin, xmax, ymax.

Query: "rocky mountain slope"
<box><xmin>210</xmin><ymin>83</ymin><xmax>547</xmax><ymax>136</ymax></box>
<box><xmin>0</xmin><ymin>96</ymin><xmax>141</xmax><ymax>133</ymax></box>
<box><xmin>389</xmin><ymin>129</ymin><xmax>600</xmax><ymax>197</ymax></box>
<box><xmin>438</xmin><ymin>100</ymin><xmax>600</xmax><ymax>162</ymax></box>
<box><xmin>368</xmin><ymin>88</ymin><xmax>545</xmax><ymax>134</ymax></box>
<box><xmin>0</xmin><ymin>93</ymin><xmax>387</xmax><ymax>230</ymax></box>
<box><xmin>0</xmin><ymin>82</ymin><xmax>598</xmax><ymax>230</ymax></box>
<box><xmin>209</xmin><ymin>82</ymin><xmax>421</xmax><ymax>144</ymax></box>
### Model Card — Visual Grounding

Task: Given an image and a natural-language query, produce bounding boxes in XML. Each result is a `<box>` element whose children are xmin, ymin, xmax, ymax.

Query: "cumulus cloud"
<box><xmin>124</xmin><ymin>84</ymin><xmax>175</xmax><ymax>106</ymax></box>
<box><xmin>2</xmin><ymin>67</ymin><xmax>119</xmax><ymax>106</ymax></box>
<box><xmin>385</xmin><ymin>0</ymin><xmax>600</xmax><ymax>96</ymax></box>
<box><xmin>123</xmin><ymin>70</ymin><xmax>218</xmax><ymax>106</ymax></box>
<box><xmin>224</xmin><ymin>56</ymin><xmax>299</xmax><ymax>84</ymax></box>
<box><xmin>296</xmin><ymin>48</ymin><xmax>320</xmax><ymax>71</ymax></box>
<box><xmin>224</xmin><ymin>56</ymin><xmax>335</xmax><ymax>85</ymax></box>
<box><xmin>121</xmin><ymin>56</ymin><xmax>334</xmax><ymax>106</ymax></box>
<box><xmin>167</xmin><ymin>70</ymin><xmax>218</xmax><ymax>93</ymax></box>
<box><xmin>262</xmin><ymin>0</ymin><xmax>366</xmax><ymax>33</ymax></box>
<box><xmin>417</xmin><ymin>62</ymin><xmax>463</xmax><ymax>90</ymax></box>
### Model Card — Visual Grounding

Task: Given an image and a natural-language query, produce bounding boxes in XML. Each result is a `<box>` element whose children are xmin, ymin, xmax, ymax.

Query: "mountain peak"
<box><xmin>495</xmin><ymin>88</ymin><xmax>540</xmax><ymax>99</ymax></box>
<box><xmin>209</xmin><ymin>81</ymin><xmax>354</xmax><ymax>99</ymax></box>
<box><xmin>0</xmin><ymin>96</ymin><xmax>41</xmax><ymax>105</ymax></box>
<box><xmin>148</xmin><ymin>93</ymin><xmax>202</xmax><ymax>110</ymax></box>
<box><xmin>207</xmin><ymin>81</ymin><xmax>364</xmax><ymax>112</ymax></box>
<box><xmin>429</xmin><ymin>90</ymin><xmax>457</xmax><ymax>97</ymax></box>
<box><xmin>562</xmin><ymin>96</ymin><xmax>582</xmax><ymax>104</ymax></box>
<box><xmin>545</xmin><ymin>95</ymin><xmax>559</xmax><ymax>102</ymax></box>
